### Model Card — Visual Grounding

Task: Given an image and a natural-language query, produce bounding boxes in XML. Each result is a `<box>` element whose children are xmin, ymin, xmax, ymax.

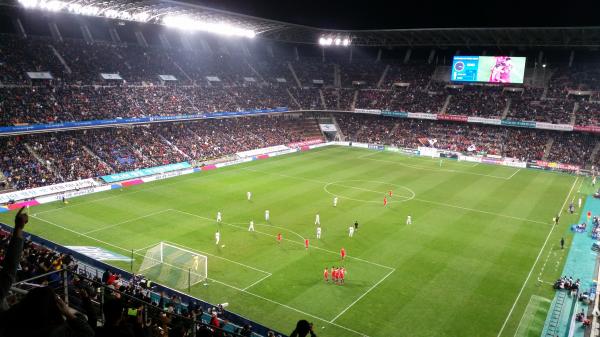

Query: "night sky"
<box><xmin>189</xmin><ymin>0</ymin><xmax>600</xmax><ymax>30</ymax></box>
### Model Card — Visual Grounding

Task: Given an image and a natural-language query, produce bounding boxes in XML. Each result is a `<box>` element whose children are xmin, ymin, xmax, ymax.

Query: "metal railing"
<box><xmin>9</xmin><ymin>268</ymin><xmax>265</xmax><ymax>337</ymax></box>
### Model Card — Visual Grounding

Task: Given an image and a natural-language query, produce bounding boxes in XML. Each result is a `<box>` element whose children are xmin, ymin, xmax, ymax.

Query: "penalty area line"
<box><xmin>171</xmin><ymin>209</ymin><xmax>395</xmax><ymax>271</ymax></box>
<box><xmin>330</xmin><ymin>268</ymin><xmax>395</xmax><ymax>323</ymax></box>
<box><xmin>28</xmin><ymin>214</ymin><xmax>369</xmax><ymax>337</ymax></box>
<box><xmin>83</xmin><ymin>209</ymin><xmax>172</xmax><ymax>234</ymax></box>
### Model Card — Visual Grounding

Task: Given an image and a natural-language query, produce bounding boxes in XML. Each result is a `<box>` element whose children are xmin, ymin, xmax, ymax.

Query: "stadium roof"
<box><xmin>7</xmin><ymin>0</ymin><xmax>600</xmax><ymax>47</ymax></box>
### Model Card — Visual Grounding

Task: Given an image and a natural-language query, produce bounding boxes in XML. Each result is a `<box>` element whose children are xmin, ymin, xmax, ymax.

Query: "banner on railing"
<box><xmin>535</xmin><ymin>122</ymin><xmax>573</xmax><ymax>131</ymax></box>
<box><xmin>354</xmin><ymin>108</ymin><xmax>382</xmax><ymax>114</ymax></box>
<box><xmin>237</xmin><ymin>145</ymin><xmax>289</xmax><ymax>158</ymax></box>
<box><xmin>438</xmin><ymin>114</ymin><xmax>469</xmax><ymax>122</ymax></box>
<box><xmin>66</xmin><ymin>246</ymin><xmax>132</xmax><ymax>261</ymax></box>
<box><xmin>27</xmin><ymin>72</ymin><xmax>53</xmax><ymax>79</ymax></box>
<box><xmin>140</xmin><ymin>168</ymin><xmax>195</xmax><ymax>183</ymax></box>
<box><xmin>158</xmin><ymin>75</ymin><xmax>177</xmax><ymax>81</ymax></box>
<box><xmin>501</xmin><ymin>119</ymin><xmax>536</xmax><ymax>128</ymax></box>
<box><xmin>408</xmin><ymin>112</ymin><xmax>437</xmax><ymax>120</ymax></box>
<box><xmin>319</xmin><ymin>124</ymin><xmax>337</xmax><ymax>132</ymax></box>
<box><xmin>101</xmin><ymin>162</ymin><xmax>192</xmax><ymax>183</ymax></box>
<box><xmin>0</xmin><ymin>178</ymin><xmax>98</xmax><ymax>203</ymax></box>
<box><xmin>100</xmin><ymin>73</ymin><xmax>123</xmax><ymax>80</ymax></box>
<box><xmin>573</xmin><ymin>125</ymin><xmax>600</xmax><ymax>134</ymax></box>
<box><xmin>467</xmin><ymin>116</ymin><xmax>502</xmax><ymax>125</ymax></box>
<box><xmin>531</xmin><ymin>160</ymin><xmax>580</xmax><ymax>172</ymax></box>
<box><xmin>287</xmin><ymin>138</ymin><xmax>324</xmax><ymax>148</ymax></box>
<box><xmin>0</xmin><ymin>108</ymin><xmax>289</xmax><ymax>134</ymax></box>
<box><xmin>381</xmin><ymin>111</ymin><xmax>409</xmax><ymax>118</ymax></box>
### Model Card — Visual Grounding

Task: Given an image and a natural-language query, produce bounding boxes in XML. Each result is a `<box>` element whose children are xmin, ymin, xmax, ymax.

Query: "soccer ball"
<box><xmin>221</xmin><ymin>245</ymin><xmax>226</xmax><ymax>248</ymax></box>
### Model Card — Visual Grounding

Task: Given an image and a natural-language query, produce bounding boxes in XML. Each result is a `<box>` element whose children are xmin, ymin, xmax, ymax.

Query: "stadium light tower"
<box><xmin>162</xmin><ymin>15</ymin><xmax>256</xmax><ymax>38</ymax></box>
<box><xmin>318</xmin><ymin>35</ymin><xmax>351</xmax><ymax>47</ymax></box>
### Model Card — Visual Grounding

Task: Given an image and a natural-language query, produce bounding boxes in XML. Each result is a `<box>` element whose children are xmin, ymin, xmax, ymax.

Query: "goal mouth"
<box><xmin>139</xmin><ymin>242</ymin><xmax>207</xmax><ymax>290</ymax></box>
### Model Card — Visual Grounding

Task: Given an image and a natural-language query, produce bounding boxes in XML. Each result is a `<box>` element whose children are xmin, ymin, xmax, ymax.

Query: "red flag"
<box><xmin>383</xmin><ymin>197</ymin><xmax>388</xmax><ymax>206</ymax></box>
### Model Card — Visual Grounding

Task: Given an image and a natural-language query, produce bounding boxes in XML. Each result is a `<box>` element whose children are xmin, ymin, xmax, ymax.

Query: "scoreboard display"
<box><xmin>451</xmin><ymin>56</ymin><xmax>526</xmax><ymax>84</ymax></box>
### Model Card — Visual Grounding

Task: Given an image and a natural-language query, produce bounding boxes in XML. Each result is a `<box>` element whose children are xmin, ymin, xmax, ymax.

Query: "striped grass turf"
<box><xmin>0</xmin><ymin>146</ymin><xmax>586</xmax><ymax>337</ymax></box>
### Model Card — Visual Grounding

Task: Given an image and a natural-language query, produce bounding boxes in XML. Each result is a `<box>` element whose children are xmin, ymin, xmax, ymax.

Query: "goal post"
<box><xmin>138</xmin><ymin>242</ymin><xmax>207</xmax><ymax>290</ymax></box>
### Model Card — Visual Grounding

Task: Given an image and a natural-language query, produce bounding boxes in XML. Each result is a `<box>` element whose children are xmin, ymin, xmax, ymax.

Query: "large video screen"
<box><xmin>451</xmin><ymin>56</ymin><xmax>526</xmax><ymax>84</ymax></box>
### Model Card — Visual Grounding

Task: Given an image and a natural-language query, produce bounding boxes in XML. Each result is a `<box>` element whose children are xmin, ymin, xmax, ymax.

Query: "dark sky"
<box><xmin>190</xmin><ymin>0</ymin><xmax>600</xmax><ymax>30</ymax></box>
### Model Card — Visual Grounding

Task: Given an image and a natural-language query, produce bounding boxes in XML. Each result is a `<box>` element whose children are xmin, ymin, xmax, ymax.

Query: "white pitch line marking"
<box><xmin>242</xmin><ymin>167</ymin><xmax>549</xmax><ymax>225</ymax></box>
<box><xmin>28</xmin><ymin>214</ymin><xmax>370</xmax><ymax>337</ymax></box>
<box><xmin>413</xmin><ymin>198</ymin><xmax>548</xmax><ymax>225</ymax></box>
<box><xmin>330</xmin><ymin>268</ymin><xmax>395</xmax><ymax>323</ymax></box>
<box><xmin>242</xmin><ymin>273</ymin><xmax>273</xmax><ymax>291</ymax></box>
<box><xmin>172</xmin><ymin>209</ymin><xmax>395</xmax><ymax>270</ymax></box>
<box><xmin>507</xmin><ymin>169</ymin><xmax>521</xmax><ymax>180</ymax></box>
<box><xmin>162</xmin><ymin>240</ymin><xmax>271</xmax><ymax>275</ymax></box>
<box><xmin>496</xmin><ymin>176</ymin><xmax>579</xmax><ymax>337</ymax></box>
<box><xmin>83</xmin><ymin>209</ymin><xmax>172</xmax><ymax>234</ymax></box>
<box><xmin>359</xmin><ymin>155</ymin><xmax>511</xmax><ymax>180</ymax></box>
<box><xmin>35</xmin><ymin>165</ymin><xmax>248</xmax><ymax>215</ymax></box>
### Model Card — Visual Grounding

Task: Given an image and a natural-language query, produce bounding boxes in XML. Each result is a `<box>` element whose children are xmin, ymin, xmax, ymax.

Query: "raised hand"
<box><xmin>14</xmin><ymin>207</ymin><xmax>28</xmax><ymax>231</ymax></box>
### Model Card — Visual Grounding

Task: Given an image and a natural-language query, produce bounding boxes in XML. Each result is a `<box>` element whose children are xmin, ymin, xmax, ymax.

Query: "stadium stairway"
<box><xmin>540</xmin><ymin>196</ymin><xmax>600</xmax><ymax>337</ymax></box>
<box><xmin>501</xmin><ymin>98</ymin><xmax>512</xmax><ymax>119</ymax></box>
<box><xmin>571</xmin><ymin>103</ymin><xmax>579</xmax><ymax>126</ymax></box>
<box><xmin>590</xmin><ymin>142</ymin><xmax>600</xmax><ymax>166</ymax></box>
<box><xmin>542</xmin><ymin>137</ymin><xmax>555</xmax><ymax>161</ymax></box>
<box><xmin>376</xmin><ymin>64</ymin><xmax>390</xmax><ymax>88</ymax></box>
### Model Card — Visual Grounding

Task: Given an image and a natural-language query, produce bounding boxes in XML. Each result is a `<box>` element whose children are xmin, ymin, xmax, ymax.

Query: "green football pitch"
<box><xmin>0</xmin><ymin>146</ymin><xmax>589</xmax><ymax>337</ymax></box>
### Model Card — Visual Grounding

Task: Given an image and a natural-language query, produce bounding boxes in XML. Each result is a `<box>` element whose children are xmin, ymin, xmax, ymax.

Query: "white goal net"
<box><xmin>138</xmin><ymin>242</ymin><xmax>207</xmax><ymax>290</ymax></box>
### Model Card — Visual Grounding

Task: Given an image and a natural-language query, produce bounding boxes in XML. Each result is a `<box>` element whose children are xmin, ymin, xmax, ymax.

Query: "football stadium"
<box><xmin>0</xmin><ymin>1</ymin><xmax>599</xmax><ymax>337</ymax></box>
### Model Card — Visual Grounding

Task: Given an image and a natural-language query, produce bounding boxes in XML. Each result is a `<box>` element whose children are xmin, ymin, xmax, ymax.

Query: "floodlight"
<box><xmin>162</xmin><ymin>15</ymin><xmax>256</xmax><ymax>38</ymax></box>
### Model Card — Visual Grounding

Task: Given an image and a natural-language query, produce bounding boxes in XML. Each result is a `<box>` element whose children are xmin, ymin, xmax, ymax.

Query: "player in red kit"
<box><xmin>340</xmin><ymin>267</ymin><xmax>346</xmax><ymax>284</ymax></box>
<box><xmin>305</xmin><ymin>238</ymin><xmax>309</xmax><ymax>249</ymax></box>
<box><xmin>277</xmin><ymin>233</ymin><xmax>282</xmax><ymax>244</ymax></box>
<box><xmin>383</xmin><ymin>196</ymin><xmax>387</xmax><ymax>206</ymax></box>
<box><xmin>389</xmin><ymin>190</ymin><xmax>393</xmax><ymax>197</ymax></box>
<box><xmin>332</xmin><ymin>267</ymin><xmax>338</xmax><ymax>283</ymax></box>
<box><xmin>323</xmin><ymin>267</ymin><xmax>329</xmax><ymax>282</ymax></box>
<box><xmin>341</xmin><ymin>247</ymin><xmax>346</xmax><ymax>260</ymax></box>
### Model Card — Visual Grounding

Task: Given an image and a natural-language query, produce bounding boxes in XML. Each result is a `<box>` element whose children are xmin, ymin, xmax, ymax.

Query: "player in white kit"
<box><xmin>579</xmin><ymin>197</ymin><xmax>582</xmax><ymax>208</ymax></box>
<box><xmin>333</xmin><ymin>197</ymin><xmax>338</xmax><ymax>207</ymax></box>
<box><xmin>348</xmin><ymin>226</ymin><xmax>354</xmax><ymax>237</ymax></box>
<box><xmin>216</xmin><ymin>211</ymin><xmax>222</xmax><ymax>223</ymax></box>
<box><xmin>315</xmin><ymin>213</ymin><xmax>320</xmax><ymax>225</ymax></box>
<box><xmin>265</xmin><ymin>210</ymin><xmax>270</xmax><ymax>222</ymax></box>
<box><xmin>316</xmin><ymin>226</ymin><xmax>322</xmax><ymax>239</ymax></box>
<box><xmin>406</xmin><ymin>215</ymin><xmax>412</xmax><ymax>225</ymax></box>
<box><xmin>248</xmin><ymin>220</ymin><xmax>255</xmax><ymax>232</ymax></box>
<box><xmin>215</xmin><ymin>231</ymin><xmax>220</xmax><ymax>245</ymax></box>
<box><xmin>247</xmin><ymin>191</ymin><xmax>252</xmax><ymax>201</ymax></box>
